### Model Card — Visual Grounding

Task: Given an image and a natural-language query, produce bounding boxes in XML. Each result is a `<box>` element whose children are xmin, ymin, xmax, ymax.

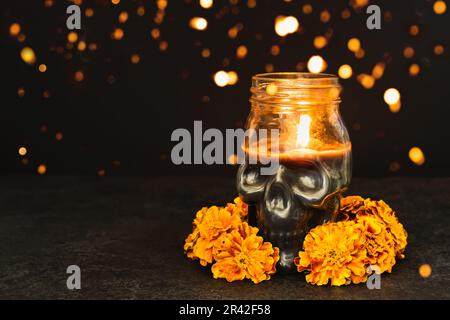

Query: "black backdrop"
<box><xmin>2</xmin><ymin>0</ymin><xmax>449</xmax><ymax>177</ymax></box>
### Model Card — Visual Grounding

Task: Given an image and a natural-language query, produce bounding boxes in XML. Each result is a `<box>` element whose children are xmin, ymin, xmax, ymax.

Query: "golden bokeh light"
<box><xmin>157</xmin><ymin>0</ymin><xmax>168</xmax><ymax>10</ymax></box>
<box><xmin>67</xmin><ymin>31</ymin><xmax>78</xmax><ymax>43</ymax></box>
<box><xmin>111</xmin><ymin>0</ymin><xmax>120</xmax><ymax>4</ymax></box>
<box><xmin>247</xmin><ymin>0</ymin><xmax>256</xmax><ymax>8</ymax></box>
<box><xmin>409</xmin><ymin>63</ymin><xmax>420</xmax><ymax>77</ymax></box>
<box><xmin>357</xmin><ymin>74</ymin><xmax>375</xmax><ymax>89</ymax></box>
<box><xmin>118</xmin><ymin>11</ymin><xmax>129</xmax><ymax>23</ymax></box>
<box><xmin>302</xmin><ymin>4</ymin><xmax>313</xmax><ymax>14</ymax></box>
<box><xmin>228</xmin><ymin>26</ymin><xmax>239</xmax><ymax>39</ymax></box>
<box><xmin>236</xmin><ymin>45</ymin><xmax>248</xmax><ymax>59</ymax></box>
<box><xmin>341</xmin><ymin>8</ymin><xmax>351</xmax><ymax>19</ymax></box>
<box><xmin>274</xmin><ymin>16</ymin><xmax>299</xmax><ymax>37</ymax></box>
<box><xmin>403</xmin><ymin>46</ymin><xmax>414</xmax><ymax>58</ymax></box>
<box><xmin>130</xmin><ymin>54</ymin><xmax>140</xmax><ymax>64</ymax></box>
<box><xmin>338</xmin><ymin>64</ymin><xmax>353</xmax><ymax>79</ymax></box>
<box><xmin>270</xmin><ymin>45</ymin><xmax>280</xmax><ymax>56</ymax></box>
<box><xmin>433</xmin><ymin>1</ymin><xmax>447</xmax><ymax>14</ymax></box>
<box><xmin>214</xmin><ymin>71</ymin><xmax>229</xmax><ymax>87</ymax></box>
<box><xmin>434</xmin><ymin>44</ymin><xmax>444</xmax><ymax>55</ymax></box>
<box><xmin>190</xmin><ymin>17</ymin><xmax>208</xmax><ymax>31</ymax></box>
<box><xmin>112</xmin><ymin>28</ymin><xmax>124</xmax><ymax>40</ymax></box>
<box><xmin>159</xmin><ymin>41</ymin><xmax>168</xmax><ymax>51</ymax></box>
<box><xmin>355</xmin><ymin>48</ymin><xmax>365</xmax><ymax>59</ymax></box>
<box><xmin>372</xmin><ymin>62</ymin><xmax>386</xmax><ymax>79</ymax></box>
<box><xmin>384</xmin><ymin>88</ymin><xmax>401</xmax><ymax>105</ymax></box>
<box><xmin>265</xmin><ymin>64</ymin><xmax>274</xmax><ymax>72</ymax></box>
<box><xmin>18</xmin><ymin>147</ymin><xmax>27</xmax><ymax>156</ymax></box>
<box><xmin>20</xmin><ymin>47</ymin><xmax>36</xmax><ymax>64</ymax></box>
<box><xmin>151</xmin><ymin>28</ymin><xmax>161</xmax><ymax>40</ymax></box>
<box><xmin>74</xmin><ymin>71</ymin><xmax>84</xmax><ymax>82</ymax></box>
<box><xmin>409</xmin><ymin>24</ymin><xmax>419</xmax><ymax>36</ymax></box>
<box><xmin>347</xmin><ymin>38</ymin><xmax>361</xmax><ymax>52</ymax></box>
<box><xmin>307</xmin><ymin>55</ymin><xmax>326</xmax><ymax>73</ymax></box>
<box><xmin>320</xmin><ymin>10</ymin><xmax>331</xmax><ymax>23</ymax></box>
<box><xmin>227</xmin><ymin>71</ymin><xmax>238</xmax><ymax>85</ymax></box>
<box><xmin>38</xmin><ymin>64</ymin><xmax>47</xmax><ymax>73</ymax></box>
<box><xmin>137</xmin><ymin>6</ymin><xmax>145</xmax><ymax>16</ymax></box>
<box><xmin>9</xmin><ymin>23</ymin><xmax>21</xmax><ymax>36</ymax></box>
<box><xmin>351</xmin><ymin>0</ymin><xmax>369</xmax><ymax>8</ymax></box>
<box><xmin>37</xmin><ymin>164</ymin><xmax>47</xmax><ymax>175</ymax></box>
<box><xmin>409</xmin><ymin>147</ymin><xmax>425</xmax><ymax>166</ymax></box>
<box><xmin>77</xmin><ymin>41</ymin><xmax>86</xmax><ymax>51</ymax></box>
<box><xmin>201</xmin><ymin>48</ymin><xmax>211</xmax><ymax>58</ymax></box>
<box><xmin>419</xmin><ymin>264</ymin><xmax>432</xmax><ymax>278</ymax></box>
<box><xmin>389</xmin><ymin>100</ymin><xmax>402</xmax><ymax>113</ymax></box>
<box><xmin>313</xmin><ymin>36</ymin><xmax>327</xmax><ymax>49</ymax></box>
<box><xmin>200</xmin><ymin>0</ymin><xmax>213</xmax><ymax>9</ymax></box>
<box><xmin>85</xmin><ymin>8</ymin><xmax>94</xmax><ymax>17</ymax></box>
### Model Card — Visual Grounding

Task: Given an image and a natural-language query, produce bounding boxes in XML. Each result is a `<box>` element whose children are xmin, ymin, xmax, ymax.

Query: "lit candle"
<box><xmin>237</xmin><ymin>72</ymin><xmax>352</xmax><ymax>271</ymax></box>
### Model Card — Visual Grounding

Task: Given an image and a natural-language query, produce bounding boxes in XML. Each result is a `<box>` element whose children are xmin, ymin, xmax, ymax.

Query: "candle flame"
<box><xmin>297</xmin><ymin>115</ymin><xmax>311</xmax><ymax>148</ymax></box>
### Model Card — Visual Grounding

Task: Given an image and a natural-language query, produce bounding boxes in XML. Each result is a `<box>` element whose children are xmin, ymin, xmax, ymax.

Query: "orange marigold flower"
<box><xmin>356</xmin><ymin>215</ymin><xmax>396</xmax><ymax>273</ymax></box>
<box><xmin>339</xmin><ymin>196</ymin><xmax>408</xmax><ymax>260</ymax></box>
<box><xmin>225</xmin><ymin>197</ymin><xmax>249</xmax><ymax>221</ymax></box>
<box><xmin>185</xmin><ymin>205</ymin><xmax>241</xmax><ymax>266</ymax></box>
<box><xmin>294</xmin><ymin>221</ymin><xmax>368</xmax><ymax>286</ymax></box>
<box><xmin>212</xmin><ymin>222</ymin><xmax>280</xmax><ymax>284</ymax></box>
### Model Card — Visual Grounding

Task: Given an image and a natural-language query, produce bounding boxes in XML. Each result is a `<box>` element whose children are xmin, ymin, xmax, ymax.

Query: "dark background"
<box><xmin>2</xmin><ymin>0</ymin><xmax>449</xmax><ymax>177</ymax></box>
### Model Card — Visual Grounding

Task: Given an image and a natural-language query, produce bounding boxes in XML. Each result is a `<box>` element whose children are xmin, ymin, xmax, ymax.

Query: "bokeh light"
<box><xmin>274</xmin><ymin>16</ymin><xmax>299</xmax><ymax>37</ymax></box>
<box><xmin>18</xmin><ymin>147</ymin><xmax>27</xmax><ymax>156</ymax></box>
<box><xmin>200</xmin><ymin>0</ymin><xmax>213</xmax><ymax>9</ymax></box>
<box><xmin>9</xmin><ymin>23</ymin><xmax>21</xmax><ymax>36</ymax></box>
<box><xmin>236</xmin><ymin>45</ymin><xmax>248</xmax><ymax>59</ymax></box>
<box><xmin>347</xmin><ymin>38</ymin><xmax>361</xmax><ymax>52</ymax></box>
<box><xmin>190</xmin><ymin>17</ymin><xmax>208</xmax><ymax>31</ymax></box>
<box><xmin>20</xmin><ymin>47</ymin><xmax>36</xmax><ymax>64</ymax></box>
<box><xmin>67</xmin><ymin>31</ymin><xmax>78</xmax><ymax>43</ymax></box>
<box><xmin>37</xmin><ymin>164</ymin><xmax>47</xmax><ymax>175</ymax></box>
<box><xmin>357</xmin><ymin>74</ymin><xmax>375</xmax><ymax>89</ymax></box>
<box><xmin>338</xmin><ymin>64</ymin><xmax>353</xmax><ymax>79</ymax></box>
<box><xmin>214</xmin><ymin>71</ymin><xmax>229</xmax><ymax>87</ymax></box>
<box><xmin>409</xmin><ymin>63</ymin><xmax>420</xmax><ymax>77</ymax></box>
<box><xmin>384</xmin><ymin>88</ymin><xmax>401</xmax><ymax>105</ymax></box>
<box><xmin>38</xmin><ymin>64</ymin><xmax>47</xmax><ymax>73</ymax></box>
<box><xmin>307</xmin><ymin>55</ymin><xmax>326</xmax><ymax>73</ymax></box>
<box><xmin>419</xmin><ymin>264</ymin><xmax>432</xmax><ymax>278</ymax></box>
<box><xmin>112</xmin><ymin>28</ymin><xmax>124</xmax><ymax>40</ymax></box>
<box><xmin>433</xmin><ymin>1</ymin><xmax>447</xmax><ymax>14</ymax></box>
<box><xmin>313</xmin><ymin>36</ymin><xmax>328</xmax><ymax>49</ymax></box>
<box><xmin>409</xmin><ymin>147</ymin><xmax>425</xmax><ymax>166</ymax></box>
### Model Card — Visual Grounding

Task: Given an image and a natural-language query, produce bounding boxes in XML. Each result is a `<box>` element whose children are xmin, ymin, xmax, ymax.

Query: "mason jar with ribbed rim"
<box><xmin>237</xmin><ymin>72</ymin><xmax>352</xmax><ymax>271</ymax></box>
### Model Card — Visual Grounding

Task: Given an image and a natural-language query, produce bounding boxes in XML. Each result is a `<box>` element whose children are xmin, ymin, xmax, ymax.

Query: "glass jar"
<box><xmin>236</xmin><ymin>73</ymin><xmax>352</xmax><ymax>271</ymax></box>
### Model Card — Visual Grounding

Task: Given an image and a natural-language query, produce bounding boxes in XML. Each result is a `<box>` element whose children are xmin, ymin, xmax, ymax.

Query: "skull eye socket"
<box><xmin>237</xmin><ymin>163</ymin><xmax>269</xmax><ymax>202</ymax></box>
<box><xmin>285</xmin><ymin>162</ymin><xmax>330</xmax><ymax>203</ymax></box>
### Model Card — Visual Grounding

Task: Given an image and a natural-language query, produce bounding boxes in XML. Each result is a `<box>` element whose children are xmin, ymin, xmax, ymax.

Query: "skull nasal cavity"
<box><xmin>265</xmin><ymin>182</ymin><xmax>292</xmax><ymax>218</ymax></box>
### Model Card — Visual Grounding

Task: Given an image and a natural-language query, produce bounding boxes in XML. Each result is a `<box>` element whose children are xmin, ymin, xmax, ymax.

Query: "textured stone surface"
<box><xmin>0</xmin><ymin>176</ymin><xmax>449</xmax><ymax>299</ymax></box>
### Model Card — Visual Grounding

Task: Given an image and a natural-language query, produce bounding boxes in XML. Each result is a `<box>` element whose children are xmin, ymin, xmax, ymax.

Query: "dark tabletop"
<box><xmin>0</xmin><ymin>176</ymin><xmax>449</xmax><ymax>300</ymax></box>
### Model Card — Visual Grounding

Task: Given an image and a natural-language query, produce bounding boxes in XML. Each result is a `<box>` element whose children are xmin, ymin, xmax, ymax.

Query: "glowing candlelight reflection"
<box><xmin>296</xmin><ymin>115</ymin><xmax>311</xmax><ymax>148</ymax></box>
